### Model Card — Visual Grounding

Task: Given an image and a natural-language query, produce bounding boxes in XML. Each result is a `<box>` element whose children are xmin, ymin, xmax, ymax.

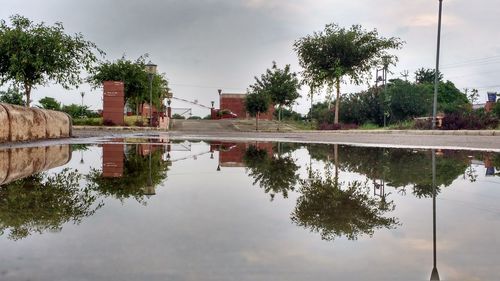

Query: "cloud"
<box><xmin>406</xmin><ymin>13</ymin><xmax>462</xmax><ymax>27</ymax></box>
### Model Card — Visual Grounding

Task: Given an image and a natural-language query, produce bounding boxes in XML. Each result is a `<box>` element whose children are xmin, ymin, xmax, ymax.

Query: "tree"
<box><xmin>0</xmin><ymin>15</ymin><xmax>103</xmax><ymax>107</ymax></box>
<box><xmin>0</xmin><ymin>169</ymin><xmax>102</xmax><ymax>240</ymax></box>
<box><xmin>415</xmin><ymin>68</ymin><xmax>442</xmax><ymax>84</ymax></box>
<box><xmin>245</xmin><ymin>92</ymin><xmax>270</xmax><ymax>131</ymax></box>
<box><xmin>387</xmin><ymin>80</ymin><xmax>432</xmax><ymax>122</ymax></box>
<box><xmin>38</xmin><ymin>96</ymin><xmax>61</xmax><ymax>111</ymax></box>
<box><xmin>0</xmin><ymin>86</ymin><xmax>24</xmax><ymax>105</ymax></box>
<box><xmin>243</xmin><ymin>145</ymin><xmax>299</xmax><ymax>200</ymax></box>
<box><xmin>250</xmin><ymin>62</ymin><xmax>301</xmax><ymax>127</ymax></box>
<box><xmin>89</xmin><ymin>55</ymin><xmax>170</xmax><ymax>115</ymax></box>
<box><xmin>294</xmin><ymin>23</ymin><xmax>403</xmax><ymax>124</ymax></box>
<box><xmin>291</xmin><ymin>170</ymin><xmax>398</xmax><ymax>241</ymax></box>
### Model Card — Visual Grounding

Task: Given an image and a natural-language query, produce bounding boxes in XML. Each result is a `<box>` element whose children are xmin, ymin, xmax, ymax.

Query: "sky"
<box><xmin>1</xmin><ymin>0</ymin><xmax>500</xmax><ymax>115</ymax></box>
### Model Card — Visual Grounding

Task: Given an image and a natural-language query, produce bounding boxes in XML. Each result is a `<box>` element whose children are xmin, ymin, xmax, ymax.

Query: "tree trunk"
<box><xmin>334</xmin><ymin>78</ymin><xmax>340</xmax><ymax>124</ymax></box>
<box><xmin>25</xmin><ymin>83</ymin><xmax>31</xmax><ymax>107</ymax></box>
<box><xmin>277</xmin><ymin>105</ymin><xmax>282</xmax><ymax>131</ymax></box>
<box><xmin>256</xmin><ymin>112</ymin><xmax>259</xmax><ymax>131</ymax></box>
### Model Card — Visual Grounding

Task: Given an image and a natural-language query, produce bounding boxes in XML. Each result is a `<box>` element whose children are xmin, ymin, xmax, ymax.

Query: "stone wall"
<box><xmin>0</xmin><ymin>103</ymin><xmax>72</xmax><ymax>143</ymax></box>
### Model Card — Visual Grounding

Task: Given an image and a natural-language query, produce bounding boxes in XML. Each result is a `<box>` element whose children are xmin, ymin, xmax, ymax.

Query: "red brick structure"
<box><xmin>102</xmin><ymin>143</ymin><xmax>124</xmax><ymax>178</ymax></box>
<box><xmin>219</xmin><ymin>93</ymin><xmax>274</xmax><ymax>120</ymax></box>
<box><xmin>210</xmin><ymin>141</ymin><xmax>274</xmax><ymax>167</ymax></box>
<box><xmin>103</xmin><ymin>81</ymin><xmax>125</xmax><ymax>126</ymax></box>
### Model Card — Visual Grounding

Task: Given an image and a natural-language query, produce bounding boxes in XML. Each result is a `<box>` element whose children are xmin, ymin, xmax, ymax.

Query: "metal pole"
<box><xmin>433</xmin><ymin>0</ymin><xmax>443</xmax><ymax>129</ymax></box>
<box><xmin>149</xmin><ymin>74</ymin><xmax>153</xmax><ymax>127</ymax></box>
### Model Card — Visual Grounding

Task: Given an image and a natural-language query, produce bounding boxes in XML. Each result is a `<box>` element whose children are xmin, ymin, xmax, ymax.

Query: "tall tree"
<box><xmin>245</xmin><ymin>91</ymin><xmax>270</xmax><ymax>131</ymax></box>
<box><xmin>89</xmin><ymin>55</ymin><xmax>170</xmax><ymax>114</ymax></box>
<box><xmin>0</xmin><ymin>15</ymin><xmax>103</xmax><ymax>107</ymax></box>
<box><xmin>250</xmin><ymin>62</ymin><xmax>301</xmax><ymax>127</ymax></box>
<box><xmin>294</xmin><ymin>23</ymin><xmax>403</xmax><ymax>124</ymax></box>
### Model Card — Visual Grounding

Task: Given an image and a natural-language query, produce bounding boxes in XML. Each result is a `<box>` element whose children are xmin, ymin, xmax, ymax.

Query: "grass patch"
<box><xmin>73</xmin><ymin>115</ymin><xmax>149</xmax><ymax>126</ymax></box>
<box><xmin>359</xmin><ymin>123</ymin><xmax>380</xmax><ymax>130</ymax></box>
<box><xmin>73</xmin><ymin>117</ymin><xmax>102</xmax><ymax>126</ymax></box>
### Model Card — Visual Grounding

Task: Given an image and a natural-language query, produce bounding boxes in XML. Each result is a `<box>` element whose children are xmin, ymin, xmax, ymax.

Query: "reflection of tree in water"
<box><xmin>0</xmin><ymin>169</ymin><xmax>102</xmax><ymax>240</ymax></box>
<box><xmin>86</xmin><ymin>146</ymin><xmax>170</xmax><ymax>204</ymax></box>
<box><xmin>308</xmin><ymin>145</ymin><xmax>471</xmax><ymax>198</ymax></box>
<box><xmin>291</xmin><ymin>169</ymin><xmax>398</xmax><ymax>241</ymax></box>
<box><xmin>243</xmin><ymin>145</ymin><xmax>299</xmax><ymax>200</ymax></box>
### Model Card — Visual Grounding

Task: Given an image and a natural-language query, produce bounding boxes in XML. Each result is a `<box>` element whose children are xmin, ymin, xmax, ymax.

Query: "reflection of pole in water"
<box><xmin>430</xmin><ymin>149</ymin><xmax>440</xmax><ymax>281</ymax></box>
<box><xmin>144</xmin><ymin>144</ymin><xmax>155</xmax><ymax>197</ymax></box>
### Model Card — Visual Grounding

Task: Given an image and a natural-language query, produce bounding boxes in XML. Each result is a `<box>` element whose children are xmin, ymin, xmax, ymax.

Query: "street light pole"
<box><xmin>433</xmin><ymin>0</ymin><xmax>444</xmax><ymax>129</ymax></box>
<box><xmin>145</xmin><ymin>61</ymin><xmax>157</xmax><ymax>127</ymax></box>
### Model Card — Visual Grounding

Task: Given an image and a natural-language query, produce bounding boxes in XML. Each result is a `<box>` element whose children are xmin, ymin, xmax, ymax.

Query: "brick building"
<box><xmin>219</xmin><ymin>93</ymin><xmax>274</xmax><ymax>120</ymax></box>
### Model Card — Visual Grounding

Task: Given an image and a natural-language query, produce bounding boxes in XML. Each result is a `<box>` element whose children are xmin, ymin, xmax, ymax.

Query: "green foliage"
<box><xmin>0</xmin><ymin>15</ymin><xmax>103</xmax><ymax>106</ymax></box>
<box><xmin>243</xmin><ymin>145</ymin><xmax>299</xmax><ymax>200</ymax></box>
<box><xmin>436</xmin><ymin>81</ymin><xmax>470</xmax><ymax>114</ymax></box>
<box><xmin>387</xmin><ymin>79</ymin><xmax>432</xmax><ymax>122</ymax></box>
<box><xmin>415</xmin><ymin>68</ymin><xmax>442</xmax><ymax>84</ymax></box>
<box><xmin>493</xmin><ymin>102</ymin><xmax>500</xmax><ymax>119</ymax></box>
<box><xmin>294</xmin><ymin>23</ymin><xmax>403</xmax><ymax>124</ymax></box>
<box><xmin>245</xmin><ymin>91</ymin><xmax>270</xmax><ymax>130</ymax></box>
<box><xmin>86</xmin><ymin>146</ymin><xmax>170</xmax><ymax>204</ymax></box>
<box><xmin>187</xmin><ymin>116</ymin><xmax>202</xmax><ymax>120</ymax></box>
<box><xmin>89</xmin><ymin>55</ymin><xmax>170</xmax><ymax>113</ymax></box>
<box><xmin>250</xmin><ymin>61</ymin><xmax>301</xmax><ymax>119</ymax></box>
<box><xmin>61</xmin><ymin>104</ymin><xmax>92</xmax><ymax>118</ymax></box>
<box><xmin>339</xmin><ymin>89</ymin><xmax>384</xmax><ymax>125</ymax></box>
<box><xmin>291</xmin><ymin>171</ymin><xmax>398</xmax><ymax>241</ymax></box>
<box><xmin>38</xmin><ymin>96</ymin><xmax>61</xmax><ymax>110</ymax></box>
<box><xmin>72</xmin><ymin>117</ymin><xmax>102</xmax><ymax>126</ymax></box>
<box><xmin>0</xmin><ymin>86</ymin><xmax>24</xmax><ymax>105</ymax></box>
<box><xmin>273</xmin><ymin>108</ymin><xmax>303</xmax><ymax>121</ymax></box>
<box><xmin>0</xmin><ymin>169</ymin><xmax>102</xmax><ymax>240</ymax></box>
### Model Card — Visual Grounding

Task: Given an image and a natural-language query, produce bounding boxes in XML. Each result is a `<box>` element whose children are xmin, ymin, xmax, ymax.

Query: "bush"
<box><xmin>441</xmin><ymin>110</ymin><xmax>498</xmax><ymax>130</ymax></box>
<box><xmin>73</xmin><ymin>118</ymin><xmax>102</xmax><ymax>126</ymax></box>
<box><xmin>493</xmin><ymin>102</ymin><xmax>500</xmax><ymax>119</ymax></box>
<box><xmin>188</xmin><ymin>116</ymin><xmax>202</xmax><ymax>120</ymax></box>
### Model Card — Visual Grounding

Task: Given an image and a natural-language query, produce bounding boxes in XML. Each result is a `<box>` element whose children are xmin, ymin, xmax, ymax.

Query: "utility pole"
<box><xmin>433</xmin><ymin>0</ymin><xmax>444</xmax><ymax>129</ymax></box>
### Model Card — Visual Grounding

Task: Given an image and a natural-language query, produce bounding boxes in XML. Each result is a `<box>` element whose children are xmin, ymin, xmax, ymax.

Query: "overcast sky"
<box><xmin>1</xmin><ymin>0</ymin><xmax>500</xmax><ymax>115</ymax></box>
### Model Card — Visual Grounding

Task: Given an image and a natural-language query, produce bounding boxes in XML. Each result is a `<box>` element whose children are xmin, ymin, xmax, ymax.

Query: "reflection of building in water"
<box><xmin>0</xmin><ymin>145</ymin><xmax>71</xmax><ymax>185</ymax></box>
<box><xmin>102</xmin><ymin>144</ymin><xmax>124</xmax><ymax>178</ymax></box>
<box><xmin>210</xmin><ymin>142</ymin><xmax>273</xmax><ymax>168</ymax></box>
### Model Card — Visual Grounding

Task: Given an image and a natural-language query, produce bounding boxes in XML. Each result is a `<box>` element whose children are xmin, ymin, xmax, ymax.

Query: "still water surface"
<box><xmin>0</xmin><ymin>139</ymin><xmax>499</xmax><ymax>281</ymax></box>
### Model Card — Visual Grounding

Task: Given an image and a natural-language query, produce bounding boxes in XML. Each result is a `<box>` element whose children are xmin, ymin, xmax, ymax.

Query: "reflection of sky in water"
<box><xmin>0</xmin><ymin>140</ymin><xmax>499</xmax><ymax>281</ymax></box>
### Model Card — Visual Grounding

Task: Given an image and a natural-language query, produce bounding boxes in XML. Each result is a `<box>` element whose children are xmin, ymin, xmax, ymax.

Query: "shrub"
<box><xmin>188</xmin><ymin>116</ymin><xmax>202</xmax><ymax>120</ymax></box>
<box><xmin>73</xmin><ymin>118</ymin><xmax>102</xmax><ymax>126</ymax></box>
<box><xmin>493</xmin><ymin>102</ymin><xmax>500</xmax><ymax>119</ymax></box>
<box><xmin>441</xmin><ymin>110</ymin><xmax>498</xmax><ymax>130</ymax></box>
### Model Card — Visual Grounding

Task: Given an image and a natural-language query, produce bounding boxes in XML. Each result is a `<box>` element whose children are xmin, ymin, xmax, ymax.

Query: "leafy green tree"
<box><xmin>89</xmin><ymin>55</ymin><xmax>170</xmax><ymax>114</ymax></box>
<box><xmin>436</xmin><ymin>80</ymin><xmax>470</xmax><ymax>113</ymax></box>
<box><xmin>243</xmin><ymin>145</ymin><xmax>299</xmax><ymax>200</ymax></box>
<box><xmin>0</xmin><ymin>15</ymin><xmax>103</xmax><ymax>107</ymax></box>
<box><xmin>493</xmin><ymin>102</ymin><xmax>500</xmax><ymax>119</ymax></box>
<box><xmin>0</xmin><ymin>86</ymin><xmax>24</xmax><ymax>105</ymax></box>
<box><xmin>250</xmin><ymin>62</ymin><xmax>301</xmax><ymax>126</ymax></box>
<box><xmin>38</xmin><ymin>96</ymin><xmax>61</xmax><ymax>111</ymax></box>
<box><xmin>339</xmin><ymin>88</ymin><xmax>384</xmax><ymax>125</ymax></box>
<box><xmin>387</xmin><ymin>79</ymin><xmax>432</xmax><ymax>122</ymax></box>
<box><xmin>245</xmin><ymin>92</ymin><xmax>270</xmax><ymax>131</ymax></box>
<box><xmin>415</xmin><ymin>68</ymin><xmax>443</xmax><ymax>84</ymax></box>
<box><xmin>0</xmin><ymin>169</ymin><xmax>103</xmax><ymax>240</ymax></box>
<box><xmin>294</xmin><ymin>23</ymin><xmax>403</xmax><ymax>124</ymax></box>
<box><xmin>291</xmin><ymin>170</ymin><xmax>398</xmax><ymax>241</ymax></box>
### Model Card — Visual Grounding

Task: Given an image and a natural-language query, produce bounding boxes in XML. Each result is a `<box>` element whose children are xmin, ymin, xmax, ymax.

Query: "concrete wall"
<box><xmin>0</xmin><ymin>145</ymin><xmax>71</xmax><ymax>185</ymax></box>
<box><xmin>0</xmin><ymin>103</ymin><xmax>72</xmax><ymax>143</ymax></box>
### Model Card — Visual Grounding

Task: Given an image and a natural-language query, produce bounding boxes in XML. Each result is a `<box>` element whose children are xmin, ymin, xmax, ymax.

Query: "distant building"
<box><xmin>219</xmin><ymin>93</ymin><xmax>274</xmax><ymax>120</ymax></box>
